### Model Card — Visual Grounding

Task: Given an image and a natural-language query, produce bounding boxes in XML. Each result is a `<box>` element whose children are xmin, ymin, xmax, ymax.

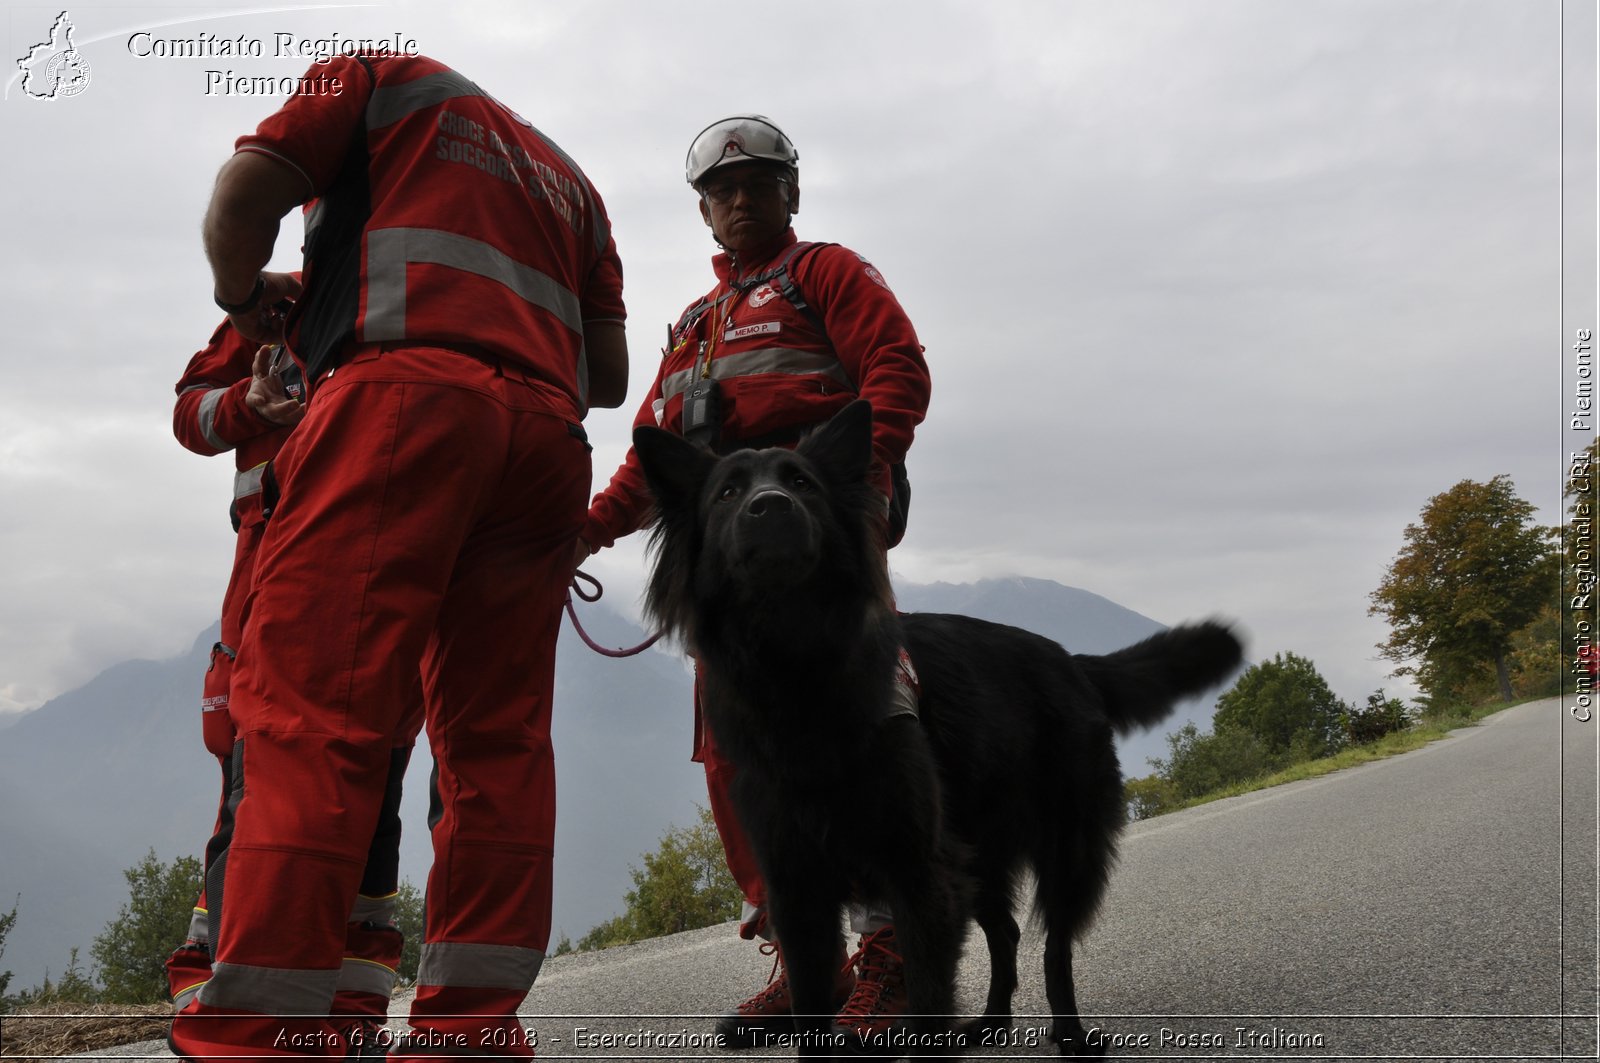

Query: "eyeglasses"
<box><xmin>700</xmin><ymin>174</ymin><xmax>791</xmax><ymax>206</ymax></box>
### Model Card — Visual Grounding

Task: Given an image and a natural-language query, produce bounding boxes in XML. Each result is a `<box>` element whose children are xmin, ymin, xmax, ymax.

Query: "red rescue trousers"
<box><xmin>170</xmin><ymin>486</ymin><xmax>427</xmax><ymax>1024</ymax></box>
<box><xmin>693</xmin><ymin>681</ymin><xmax>770</xmax><ymax>937</ymax></box>
<box><xmin>169</xmin><ymin>346</ymin><xmax>588</xmax><ymax>1061</ymax></box>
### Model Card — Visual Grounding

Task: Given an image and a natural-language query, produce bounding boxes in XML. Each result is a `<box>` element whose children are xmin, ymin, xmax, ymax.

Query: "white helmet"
<box><xmin>685</xmin><ymin>115</ymin><xmax>799</xmax><ymax>187</ymax></box>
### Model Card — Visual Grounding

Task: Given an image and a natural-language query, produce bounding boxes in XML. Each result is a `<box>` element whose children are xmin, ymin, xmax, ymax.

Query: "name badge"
<box><xmin>725</xmin><ymin>321</ymin><xmax>782</xmax><ymax>342</ymax></box>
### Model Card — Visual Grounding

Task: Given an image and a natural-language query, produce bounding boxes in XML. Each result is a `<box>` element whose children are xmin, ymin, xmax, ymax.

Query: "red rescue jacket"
<box><xmin>173</xmin><ymin>319</ymin><xmax>293</xmax><ymax>519</ymax></box>
<box><xmin>583</xmin><ymin>229</ymin><xmax>929</xmax><ymax>549</ymax></box>
<box><xmin>237</xmin><ymin>53</ymin><xmax>625</xmax><ymax>419</ymax></box>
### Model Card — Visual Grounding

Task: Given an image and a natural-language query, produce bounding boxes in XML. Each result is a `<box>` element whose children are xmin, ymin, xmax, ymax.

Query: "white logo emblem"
<box><xmin>747</xmin><ymin>284</ymin><xmax>779</xmax><ymax>308</ymax></box>
<box><xmin>856</xmin><ymin>253</ymin><xmax>890</xmax><ymax>291</ymax></box>
<box><xmin>17</xmin><ymin>11</ymin><xmax>91</xmax><ymax>100</ymax></box>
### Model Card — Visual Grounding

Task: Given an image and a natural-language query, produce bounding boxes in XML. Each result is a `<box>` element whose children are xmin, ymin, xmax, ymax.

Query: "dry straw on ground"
<box><xmin>1</xmin><ymin>1002</ymin><xmax>172</xmax><ymax>1062</ymax></box>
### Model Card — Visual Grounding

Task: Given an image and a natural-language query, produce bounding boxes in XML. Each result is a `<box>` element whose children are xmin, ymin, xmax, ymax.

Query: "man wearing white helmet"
<box><xmin>577</xmin><ymin>115</ymin><xmax>931</xmax><ymax>1046</ymax></box>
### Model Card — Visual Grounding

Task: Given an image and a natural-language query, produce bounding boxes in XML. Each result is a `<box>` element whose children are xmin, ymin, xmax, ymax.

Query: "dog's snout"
<box><xmin>745</xmin><ymin>489</ymin><xmax>795</xmax><ymax>519</ymax></box>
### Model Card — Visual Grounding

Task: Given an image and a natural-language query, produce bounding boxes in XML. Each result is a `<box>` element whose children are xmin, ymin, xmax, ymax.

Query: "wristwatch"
<box><xmin>215</xmin><ymin>275</ymin><xmax>265</xmax><ymax>315</ymax></box>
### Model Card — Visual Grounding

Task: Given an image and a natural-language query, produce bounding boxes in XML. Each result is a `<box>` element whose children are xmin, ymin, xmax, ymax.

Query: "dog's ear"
<box><xmin>633</xmin><ymin>426</ymin><xmax>716</xmax><ymax>515</ymax></box>
<box><xmin>799</xmin><ymin>399</ymin><xmax>874</xmax><ymax>483</ymax></box>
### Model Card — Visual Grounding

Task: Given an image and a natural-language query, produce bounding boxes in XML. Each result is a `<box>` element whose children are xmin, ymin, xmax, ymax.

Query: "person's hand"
<box><xmin>224</xmin><ymin>272</ymin><xmax>302</xmax><ymax>343</ymax></box>
<box><xmin>245</xmin><ymin>345</ymin><xmax>305</xmax><ymax>427</ymax></box>
<box><xmin>570</xmin><ymin>537</ymin><xmax>594</xmax><ymax>579</ymax></box>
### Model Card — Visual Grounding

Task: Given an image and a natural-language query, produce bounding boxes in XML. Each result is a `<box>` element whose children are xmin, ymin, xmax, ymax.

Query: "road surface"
<box><xmin>81</xmin><ymin>697</ymin><xmax>1598</xmax><ymax>1060</ymax></box>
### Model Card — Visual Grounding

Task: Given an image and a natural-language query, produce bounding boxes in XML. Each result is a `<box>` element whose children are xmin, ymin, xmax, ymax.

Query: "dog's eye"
<box><xmin>790</xmin><ymin>474</ymin><xmax>812</xmax><ymax>491</ymax></box>
<box><xmin>717</xmin><ymin>484</ymin><xmax>740</xmax><ymax>503</ymax></box>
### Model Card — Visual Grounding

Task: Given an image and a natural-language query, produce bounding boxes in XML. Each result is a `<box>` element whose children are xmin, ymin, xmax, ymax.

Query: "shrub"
<box><xmin>1345</xmin><ymin>689</ymin><xmax>1413</xmax><ymax>745</ymax></box>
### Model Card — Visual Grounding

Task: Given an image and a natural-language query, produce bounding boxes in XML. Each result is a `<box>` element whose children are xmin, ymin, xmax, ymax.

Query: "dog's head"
<box><xmin>634</xmin><ymin>399</ymin><xmax>888</xmax><ymax>641</ymax></box>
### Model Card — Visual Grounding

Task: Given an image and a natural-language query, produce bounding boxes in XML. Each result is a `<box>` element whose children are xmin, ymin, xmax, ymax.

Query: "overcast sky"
<box><xmin>0</xmin><ymin>0</ymin><xmax>1591</xmax><ymax>719</ymax></box>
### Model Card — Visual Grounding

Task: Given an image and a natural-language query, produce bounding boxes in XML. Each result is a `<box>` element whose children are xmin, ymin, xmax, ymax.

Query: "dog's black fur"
<box><xmin>633</xmin><ymin>401</ymin><xmax>1243</xmax><ymax>1057</ymax></box>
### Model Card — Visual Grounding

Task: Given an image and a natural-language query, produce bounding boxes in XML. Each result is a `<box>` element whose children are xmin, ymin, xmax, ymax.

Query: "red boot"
<box><xmin>833</xmin><ymin>927</ymin><xmax>909</xmax><ymax>1052</ymax></box>
<box><xmin>715</xmin><ymin>941</ymin><xmax>855</xmax><ymax>1048</ymax></box>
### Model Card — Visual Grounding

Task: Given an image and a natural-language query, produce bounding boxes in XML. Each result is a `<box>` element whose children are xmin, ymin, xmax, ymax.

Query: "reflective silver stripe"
<box><xmin>305</xmin><ymin>198</ymin><xmax>325</xmax><ymax>245</ymax></box>
<box><xmin>367</xmin><ymin>69</ymin><xmax>485</xmax><ymax>130</ymax></box>
<box><xmin>364</xmin><ymin>228</ymin><xmax>584</xmax><ymax>340</ymax></box>
<box><xmin>887</xmin><ymin>676</ymin><xmax>919</xmax><ymax>720</ymax></box>
<box><xmin>185</xmin><ymin>907</ymin><xmax>209</xmax><ymax>945</ymax></box>
<box><xmin>198</xmin><ymin>388</ymin><xmax>230</xmax><ymax>451</ymax></box>
<box><xmin>172</xmin><ymin>981</ymin><xmax>205</xmax><ymax>1011</ymax></box>
<box><xmin>352</xmin><ymin>892</ymin><xmax>398</xmax><ymax>926</ymax></box>
<box><xmin>197</xmin><ymin>961</ymin><xmax>339</xmax><ymax>1013</ymax></box>
<box><xmin>739</xmin><ymin>900</ymin><xmax>772</xmax><ymax>942</ymax></box>
<box><xmin>661</xmin><ymin>347</ymin><xmax>854</xmax><ymax>402</ymax></box>
<box><xmin>234</xmin><ymin>464</ymin><xmax>266</xmax><ymax>500</ymax></box>
<box><xmin>337</xmin><ymin>957</ymin><xmax>398</xmax><ymax>997</ymax></box>
<box><xmin>365</xmin><ymin>68</ymin><xmax>607</xmax><ymax>257</ymax></box>
<box><xmin>416</xmin><ymin>941</ymin><xmax>544</xmax><ymax>991</ymax></box>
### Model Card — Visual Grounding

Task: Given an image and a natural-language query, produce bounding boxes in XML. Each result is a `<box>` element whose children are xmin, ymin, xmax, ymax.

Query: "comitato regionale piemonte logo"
<box><xmin>16</xmin><ymin>10</ymin><xmax>91</xmax><ymax>100</ymax></box>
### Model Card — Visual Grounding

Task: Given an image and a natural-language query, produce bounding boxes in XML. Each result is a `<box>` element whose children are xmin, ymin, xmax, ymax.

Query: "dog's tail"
<box><xmin>1079</xmin><ymin>620</ymin><xmax>1245</xmax><ymax>735</ymax></box>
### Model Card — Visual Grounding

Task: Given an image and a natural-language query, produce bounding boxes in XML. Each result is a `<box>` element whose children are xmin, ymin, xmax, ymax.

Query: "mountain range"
<box><xmin>0</xmin><ymin>577</ymin><xmax>1234</xmax><ymax>991</ymax></box>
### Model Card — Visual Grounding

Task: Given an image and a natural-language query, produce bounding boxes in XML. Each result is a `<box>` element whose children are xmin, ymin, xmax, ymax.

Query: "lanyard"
<box><xmin>699</xmin><ymin>286</ymin><xmax>742</xmax><ymax>380</ymax></box>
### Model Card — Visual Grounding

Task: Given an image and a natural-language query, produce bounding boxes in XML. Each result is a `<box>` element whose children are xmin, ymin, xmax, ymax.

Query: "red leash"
<box><xmin>565</xmin><ymin>570</ymin><xmax>663</xmax><ymax>658</ymax></box>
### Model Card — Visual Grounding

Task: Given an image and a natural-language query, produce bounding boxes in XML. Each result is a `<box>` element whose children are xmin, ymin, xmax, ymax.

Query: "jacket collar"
<box><xmin>713</xmin><ymin>228</ymin><xmax>798</xmax><ymax>287</ymax></box>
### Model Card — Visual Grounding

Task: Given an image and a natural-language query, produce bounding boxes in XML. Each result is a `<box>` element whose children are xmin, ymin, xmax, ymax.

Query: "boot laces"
<box><xmin>739</xmin><ymin>941</ymin><xmax>790</xmax><ymax>1012</ymax></box>
<box><xmin>837</xmin><ymin>928</ymin><xmax>904</xmax><ymax>1019</ymax></box>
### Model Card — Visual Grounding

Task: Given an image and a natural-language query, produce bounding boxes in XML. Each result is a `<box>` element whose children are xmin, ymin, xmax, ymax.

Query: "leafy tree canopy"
<box><xmin>577</xmin><ymin>806</ymin><xmax>739</xmax><ymax>952</ymax></box>
<box><xmin>90</xmin><ymin>850</ymin><xmax>202</xmax><ymax>1004</ymax></box>
<box><xmin>1146</xmin><ymin>721</ymin><xmax>1282</xmax><ymax>803</ymax></box>
<box><xmin>1369</xmin><ymin>475</ymin><xmax>1554</xmax><ymax>702</ymax></box>
<box><xmin>1212</xmin><ymin>651</ymin><xmax>1347</xmax><ymax>758</ymax></box>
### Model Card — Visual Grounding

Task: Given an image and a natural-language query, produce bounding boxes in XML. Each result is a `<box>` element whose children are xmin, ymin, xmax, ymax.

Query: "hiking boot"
<box><xmin>833</xmin><ymin>926</ymin><xmax>909</xmax><ymax>1053</ymax></box>
<box><xmin>715</xmin><ymin>941</ymin><xmax>854</xmax><ymax>1049</ymax></box>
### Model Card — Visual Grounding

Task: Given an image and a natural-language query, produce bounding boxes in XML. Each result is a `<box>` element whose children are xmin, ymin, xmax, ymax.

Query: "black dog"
<box><xmin>633</xmin><ymin>400</ymin><xmax>1242</xmax><ymax>1057</ymax></box>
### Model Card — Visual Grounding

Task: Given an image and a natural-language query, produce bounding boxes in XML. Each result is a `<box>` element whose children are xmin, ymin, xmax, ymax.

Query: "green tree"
<box><xmin>1123</xmin><ymin>773</ymin><xmax>1178</xmax><ymax>821</ymax></box>
<box><xmin>1147</xmin><ymin>722</ymin><xmax>1282</xmax><ymax>801</ymax></box>
<box><xmin>1212</xmin><ymin>652</ymin><xmax>1347</xmax><ymax>758</ymax></box>
<box><xmin>24</xmin><ymin>947</ymin><xmax>100</xmax><ymax>1005</ymax></box>
<box><xmin>0</xmin><ymin>895</ymin><xmax>17</xmax><ymax>1003</ymax></box>
<box><xmin>1344</xmin><ymin>689</ymin><xmax>1413</xmax><ymax>745</ymax></box>
<box><xmin>576</xmin><ymin>914</ymin><xmax>630</xmax><ymax>952</ymax></box>
<box><xmin>1369</xmin><ymin>475</ymin><xmax>1556</xmax><ymax>703</ymax></box>
<box><xmin>576</xmin><ymin>806</ymin><xmax>740</xmax><ymax>951</ymax></box>
<box><xmin>393</xmin><ymin>879</ymin><xmax>424</xmax><ymax>985</ymax></box>
<box><xmin>90</xmin><ymin>850</ymin><xmax>203</xmax><ymax>1003</ymax></box>
<box><xmin>1505</xmin><ymin>603</ymin><xmax>1564</xmax><ymax>700</ymax></box>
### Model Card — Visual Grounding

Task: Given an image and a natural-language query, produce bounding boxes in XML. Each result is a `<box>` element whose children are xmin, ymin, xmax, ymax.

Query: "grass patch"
<box><xmin>0</xmin><ymin>1002</ymin><xmax>173</xmax><ymax>1062</ymax></box>
<box><xmin>1143</xmin><ymin>699</ymin><xmax>1522</xmax><ymax>818</ymax></box>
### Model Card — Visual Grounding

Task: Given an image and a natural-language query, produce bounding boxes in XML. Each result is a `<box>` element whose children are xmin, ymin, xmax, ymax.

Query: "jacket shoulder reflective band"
<box><xmin>289</xmin><ymin>56</ymin><xmax>606</xmax><ymax>409</ymax></box>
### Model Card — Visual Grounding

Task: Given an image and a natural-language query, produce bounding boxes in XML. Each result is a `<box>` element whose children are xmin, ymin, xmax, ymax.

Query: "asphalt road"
<box><xmin>85</xmin><ymin>697</ymin><xmax>1597</xmax><ymax>1061</ymax></box>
